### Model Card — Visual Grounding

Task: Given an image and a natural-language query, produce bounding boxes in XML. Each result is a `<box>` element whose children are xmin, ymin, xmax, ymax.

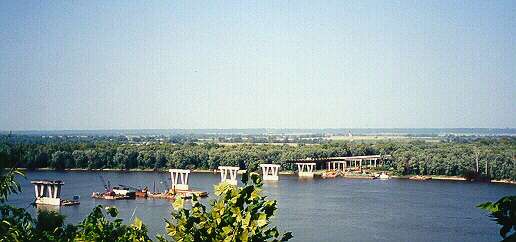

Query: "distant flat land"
<box><xmin>2</xmin><ymin>128</ymin><xmax>515</xmax><ymax>137</ymax></box>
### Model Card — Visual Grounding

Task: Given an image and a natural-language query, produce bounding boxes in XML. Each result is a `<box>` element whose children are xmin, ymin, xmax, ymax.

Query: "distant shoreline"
<box><xmin>19</xmin><ymin>168</ymin><xmax>515</xmax><ymax>185</ymax></box>
<box><xmin>19</xmin><ymin>167</ymin><xmax>297</xmax><ymax>176</ymax></box>
<box><xmin>3</xmin><ymin>127</ymin><xmax>515</xmax><ymax>136</ymax></box>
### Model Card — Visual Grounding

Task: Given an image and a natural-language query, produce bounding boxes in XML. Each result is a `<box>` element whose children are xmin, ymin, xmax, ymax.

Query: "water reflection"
<box><xmin>36</xmin><ymin>204</ymin><xmax>60</xmax><ymax>213</ymax></box>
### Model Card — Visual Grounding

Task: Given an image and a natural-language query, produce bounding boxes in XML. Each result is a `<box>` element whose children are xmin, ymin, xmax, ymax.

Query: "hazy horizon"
<box><xmin>2</xmin><ymin>128</ymin><xmax>515</xmax><ymax>137</ymax></box>
<box><xmin>2</xmin><ymin>127</ymin><xmax>516</xmax><ymax>131</ymax></box>
<box><xmin>1</xmin><ymin>1</ymin><xmax>515</xmax><ymax>130</ymax></box>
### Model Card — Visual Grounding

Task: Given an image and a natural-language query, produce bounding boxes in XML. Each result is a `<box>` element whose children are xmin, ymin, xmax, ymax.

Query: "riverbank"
<box><xmin>391</xmin><ymin>175</ymin><xmax>467</xmax><ymax>181</ymax></box>
<box><xmin>19</xmin><ymin>167</ymin><xmax>298</xmax><ymax>175</ymax></box>
<box><xmin>18</xmin><ymin>168</ymin><xmax>515</xmax><ymax>185</ymax></box>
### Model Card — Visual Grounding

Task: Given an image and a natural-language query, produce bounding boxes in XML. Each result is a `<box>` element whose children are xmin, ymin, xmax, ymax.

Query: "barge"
<box><xmin>91</xmin><ymin>191</ymin><xmax>134</xmax><ymax>200</ymax></box>
<box><xmin>92</xmin><ymin>180</ymin><xmax>136</xmax><ymax>200</ymax></box>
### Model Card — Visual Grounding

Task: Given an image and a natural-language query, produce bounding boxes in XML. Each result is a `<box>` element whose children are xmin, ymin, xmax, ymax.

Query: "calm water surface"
<box><xmin>9</xmin><ymin>171</ymin><xmax>516</xmax><ymax>241</ymax></box>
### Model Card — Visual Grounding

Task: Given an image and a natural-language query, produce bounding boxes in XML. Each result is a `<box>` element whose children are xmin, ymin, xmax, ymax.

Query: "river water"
<box><xmin>8</xmin><ymin>171</ymin><xmax>516</xmax><ymax>241</ymax></box>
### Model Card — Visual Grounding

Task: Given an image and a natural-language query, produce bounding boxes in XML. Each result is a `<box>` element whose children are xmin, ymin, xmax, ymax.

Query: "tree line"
<box><xmin>1</xmin><ymin>135</ymin><xmax>514</xmax><ymax>180</ymax></box>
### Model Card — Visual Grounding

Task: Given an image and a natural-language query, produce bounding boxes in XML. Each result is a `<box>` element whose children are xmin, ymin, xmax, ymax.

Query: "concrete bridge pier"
<box><xmin>31</xmin><ymin>180</ymin><xmax>64</xmax><ymax>206</ymax></box>
<box><xmin>260</xmin><ymin>164</ymin><xmax>280</xmax><ymax>181</ymax></box>
<box><xmin>218</xmin><ymin>166</ymin><xmax>240</xmax><ymax>185</ymax></box>
<box><xmin>296</xmin><ymin>163</ymin><xmax>316</xmax><ymax>178</ymax></box>
<box><xmin>169</xmin><ymin>169</ymin><xmax>190</xmax><ymax>191</ymax></box>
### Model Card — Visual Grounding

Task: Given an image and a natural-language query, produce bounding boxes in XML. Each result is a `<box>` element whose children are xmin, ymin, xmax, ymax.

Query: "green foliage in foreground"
<box><xmin>0</xmin><ymin>150</ymin><xmax>23</xmax><ymax>202</ymax></box>
<box><xmin>0</xmin><ymin>205</ymin><xmax>76</xmax><ymax>242</ymax></box>
<box><xmin>166</xmin><ymin>171</ymin><xmax>292</xmax><ymax>242</ymax></box>
<box><xmin>74</xmin><ymin>205</ymin><xmax>151</xmax><ymax>242</ymax></box>
<box><xmin>0</xmin><ymin>162</ymin><xmax>154</xmax><ymax>242</ymax></box>
<box><xmin>0</xmin><ymin>168</ymin><xmax>22</xmax><ymax>203</ymax></box>
<box><xmin>0</xmin><ymin>204</ymin><xmax>150</xmax><ymax>242</ymax></box>
<box><xmin>478</xmin><ymin>196</ymin><xmax>516</xmax><ymax>242</ymax></box>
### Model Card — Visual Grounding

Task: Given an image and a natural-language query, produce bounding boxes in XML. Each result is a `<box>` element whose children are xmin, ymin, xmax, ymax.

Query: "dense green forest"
<box><xmin>1</xmin><ymin>135</ymin><xmax>514</xmax><ymax>180</ymax></box>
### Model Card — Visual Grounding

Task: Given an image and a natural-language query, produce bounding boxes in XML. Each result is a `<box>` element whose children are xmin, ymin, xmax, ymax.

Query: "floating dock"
<box><xmin>146</xmin><ymin>189</ymin><xmax>208</xmax><ymax>200</ymax></box>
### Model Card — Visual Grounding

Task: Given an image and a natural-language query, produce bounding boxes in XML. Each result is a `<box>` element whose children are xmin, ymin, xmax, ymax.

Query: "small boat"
<box><xmin>321</xmin><ymin>170</ymin><xmax>338</xmax><ymax>179</ymax></box>
<box><xmin>379</xmin><ymin>173</ymin><xmax>390</xmax><ymax>180</ymax></box>
<box><xmin>61</xmin><ymin>199</ymin><xmax>81</xmax><ymax>206</ymax></box>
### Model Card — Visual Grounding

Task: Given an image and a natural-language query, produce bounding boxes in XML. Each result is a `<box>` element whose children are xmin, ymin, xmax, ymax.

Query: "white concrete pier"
<box><xmin>327</xmin><ymin>161</ymin><xmax>347</xmax><ymax>172</ymax></box>
<box><xmin>260</xmin><ymin>164</ymin><xmax>280</xmax><ymax>181</ymax></box>
<box><xmin>169</xmin><ymin>169</ymin><xmax>190</xmax><ymax>191</ymax></box>
<box><xmin>31</xmin><ymin>180</ymin><xmax>64</xmax><ymax>206</ymax></box>
<box><xmin>296</xmin><ymin>163</ymin><xmax>316</xmax><ymax>178</ymax></box>
<box><xmin>218</xmin><ymin>166</ymin><xmax>240</xmax><ymax>185</ymax></box>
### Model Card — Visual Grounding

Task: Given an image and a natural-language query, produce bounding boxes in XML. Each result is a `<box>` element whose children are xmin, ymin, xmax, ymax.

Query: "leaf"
<box><xmin>242</xmin><ymin>212</ymin><xmax>251</xmax><ymax>228</ymax></box>
<box><xmin>479</xmin><ymin>196</ymin><xmax>516</xmax><ymax>240</ymax></box>
<box><xmin>215</xmin><ymin>183</ymin><xmax>230</xmax><ymax>196</ymax></box>
<box><xmin>224</xmin><ymin>236</ymin><xmax>233</xmax><ymax>242</ymax></box>
<box><xmin>478</xmin><ymin>202</ymin><xmax>499</xmax><ymax>213</ymax></box>
<box><xmin>250</xmin><ymin>189</ymin><xmax>261</xmax><ymax>201</ymax></box>
<box><xmin>257</xmin><ymin>213</ymin><xmax>267</xmax><ymax>227</ymax></box>
<box><xmin>250</xmin><ymin>173</ymin><xmax>262</xmax><ymax>186</ymax></box>
<box><xmin>281</xmin><ymin>231</ymin><xmax>293</xmax><ymax>241</ymax></box>
<box><xmin>222</xmin><ymin>226</ymin><xmax>232</xmax><ymax>235</ymax></box>
<box><xmin>240</xmin><ymin>229</ymin><xmax>249</xmax><ymax>242</ymax></box>
<box><xmin>156</xmin><ymin>234</ymin><xmax>168</xmax><ymax>242</ymax></box>
<box><xmin>106</xmin><ymin>206</ymin><xmax>119</xmax><ymax>217</ymax></box>
<box><xmin>132</xmin><ymin>217</ymin><xmax>143</xmax><ymax>230</ymax></box>
<box><xmin>173</xmin><ymin>197</ymin><xmax>184</xmax><ymax>210</ymax></box>
<box><xmin>241</xmin><ymin>169</ymin><xmax>249</xmax><ymax>185</ymax></box>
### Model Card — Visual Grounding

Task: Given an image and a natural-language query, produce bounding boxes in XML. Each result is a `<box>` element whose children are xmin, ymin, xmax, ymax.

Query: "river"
<box><xmin>8</xmin><ymin>171</ymin><xmax>516</xmax><ymax>241</ymax></box>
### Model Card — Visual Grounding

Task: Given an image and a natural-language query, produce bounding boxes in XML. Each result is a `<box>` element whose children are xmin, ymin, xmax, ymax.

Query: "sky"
<box><xmin>0</xmin><ymin>1</ymin><xmax>515</xmax><ymax>130</ymax></box>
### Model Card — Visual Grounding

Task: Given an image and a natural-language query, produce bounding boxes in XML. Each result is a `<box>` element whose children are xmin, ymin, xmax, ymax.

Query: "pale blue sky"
<box><xmin>1</xmin><ymin>1</ymin><xmax>514</xmax><ymax>130</ymax></box>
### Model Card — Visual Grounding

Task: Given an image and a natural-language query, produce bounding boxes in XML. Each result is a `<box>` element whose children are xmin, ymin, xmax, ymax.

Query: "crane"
<box><xmin>98</xmin><ymin>175</ymin><xmax>111</xmax><ymax>192</ymax></box>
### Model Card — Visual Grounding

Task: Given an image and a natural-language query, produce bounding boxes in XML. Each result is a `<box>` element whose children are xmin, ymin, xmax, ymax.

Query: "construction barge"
<box><xmin>146</xmin><ymin>189</ymin><xmax>208</xmax><ymax>200</ymax></box>
<box><xmin>92</xmin><ymin>169</ymin><xmax>208</xmax><ymax>201</ymax></box>
<box><xmin>93</xmin><ymin>186</ymin><xmax>208</xmax><ymax>201</ymax></box>
<box><xmin>91</xmin><ymin>176</ymin><xmax>138</xmax><ymax>200</ymax></box>
<box><xmin>91</xmin><ymin>191</ymin><xmax>135</xmax><ymax>200</ymax></box>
